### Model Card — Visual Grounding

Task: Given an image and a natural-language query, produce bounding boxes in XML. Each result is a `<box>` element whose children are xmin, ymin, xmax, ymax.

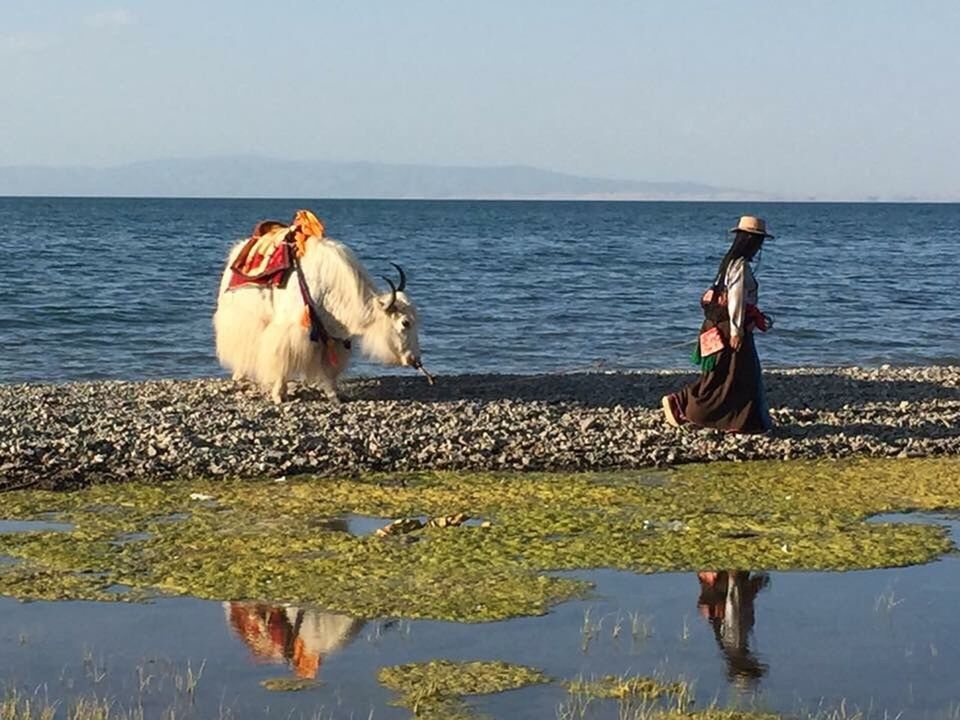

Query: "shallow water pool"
<box><xmin>1</xmin><ymin>514</ymin><xmax>959</xmax><ymax>719</ymax></box>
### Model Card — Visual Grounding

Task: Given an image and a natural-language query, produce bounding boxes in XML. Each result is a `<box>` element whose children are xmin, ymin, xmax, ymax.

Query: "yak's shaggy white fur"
<box><xmin>213</xmin><ymin>234</ymin><xmax>420</xmax><ymax>403</ymax></box>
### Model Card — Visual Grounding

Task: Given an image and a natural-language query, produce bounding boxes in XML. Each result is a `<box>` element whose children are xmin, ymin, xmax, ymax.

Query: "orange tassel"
<box><xmin>301</xmin><ymin>306</ymin><xmax>311</xmax><ymax>330</ymax></box>
<box><xmin>293</xmin><ymin>209</ymin><xmax>325</xmax><ymax>239</ymax></box>
<box><xmin>291</xmin><ymin>210</ymin><xmax>325</xmax><ymax>257</ymax></box>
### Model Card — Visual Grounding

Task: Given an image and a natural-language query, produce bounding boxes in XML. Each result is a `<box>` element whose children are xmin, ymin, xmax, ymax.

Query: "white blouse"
<box><xmin>726</xmin><ymin>258</ymin><xmax>758</xmax><ymax>339</ymax></box>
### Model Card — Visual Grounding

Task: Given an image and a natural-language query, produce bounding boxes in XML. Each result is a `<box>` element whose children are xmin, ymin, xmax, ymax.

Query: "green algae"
<box><xmin>258</xmin><ymin>677</ymin><xmax>319</xmax><ymax>692</ymax></box>
<box><xmin>591</xmin><ymin>711</ymin><xmax>778</xmax><ymax>720</ymax></box>
<box><xmin>566</xmin><ymin>674</ymin><xmax>688</xmax><ymax>701</ymax></box>
<box><xmin>378</xmin><ymin>660</ymin><xmax>550</xmax><ymax>719</ymax></box>
<box><xmin>0</xmin><ymin>458</ymin><xmax>957</xmax><ymax>621</ymax></box>
<box><xmin>662</xmin><ymin>713</ymin><xmax>780</xmax><ymax>720</ymax></box>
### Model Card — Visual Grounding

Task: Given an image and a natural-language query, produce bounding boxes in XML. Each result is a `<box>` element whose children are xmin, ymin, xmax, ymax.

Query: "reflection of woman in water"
<box><xmin>697</xmin><ymin>570</ymin><xmax>770</xmax><ymax>689</ymax></box>
<box><xmin>225</xmin><ymin>602</ymin><xmax>364</xmax><ymax>679</ymax></box>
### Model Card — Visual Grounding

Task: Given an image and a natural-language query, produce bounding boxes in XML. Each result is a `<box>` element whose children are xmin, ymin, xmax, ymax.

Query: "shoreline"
<box><xmin>2</xmin><ymin>365</ymin><xmax>958</xmax><ymax>490</ymax></box>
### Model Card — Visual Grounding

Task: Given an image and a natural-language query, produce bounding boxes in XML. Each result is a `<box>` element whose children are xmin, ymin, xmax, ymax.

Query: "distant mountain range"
<box><xmin>0</xmin><ymin>156</ymin><xmax>759</xmax><ymax>200</ymax></box>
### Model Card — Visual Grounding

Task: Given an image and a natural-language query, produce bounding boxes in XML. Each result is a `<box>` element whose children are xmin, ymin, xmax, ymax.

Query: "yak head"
<box><xmin>363</xmin><ymin>263</ymin><xmax>423</xmax><ymax>372</ymax></box>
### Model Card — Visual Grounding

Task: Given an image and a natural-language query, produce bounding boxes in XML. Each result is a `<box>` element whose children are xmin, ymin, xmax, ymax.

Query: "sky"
<box><xmin>2</xmin><ymin>1</ymin><xmax>959</xmax><ymax>200</ymax></box>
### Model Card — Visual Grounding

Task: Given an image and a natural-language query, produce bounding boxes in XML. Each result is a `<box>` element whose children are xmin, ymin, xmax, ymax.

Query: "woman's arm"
<box><xmin>726</xmin><ymin>258</ymin><xmax>746</xmax><ymax>349</ymax></box>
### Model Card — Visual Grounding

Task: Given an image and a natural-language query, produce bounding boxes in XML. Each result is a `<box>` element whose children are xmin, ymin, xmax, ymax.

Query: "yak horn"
<box><xmin>381</xmin><ymin>276</ymin><xmax>398</xmax><ymax>312</ymax></box>
<box><xmin>390</xmin><ymin>263</ymin><xmax>407</xmax><ymax>292</ymax></box>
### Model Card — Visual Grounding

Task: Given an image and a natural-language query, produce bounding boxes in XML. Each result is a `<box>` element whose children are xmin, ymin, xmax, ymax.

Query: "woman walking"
<box><xmin>661</xmin><ymin>216</ymin><xmax>774</xmax><ymax>434</ymax></box>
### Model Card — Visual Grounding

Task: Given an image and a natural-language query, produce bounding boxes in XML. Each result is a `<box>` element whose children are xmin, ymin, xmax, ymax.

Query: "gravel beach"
<box><xmin>1</xmin><ymin>366</ymin><xmax>958</xmax><ymax>490</ymax></box>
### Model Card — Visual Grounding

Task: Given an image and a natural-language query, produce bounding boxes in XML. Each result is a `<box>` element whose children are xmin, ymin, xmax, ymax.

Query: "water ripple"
<box><xmin>1</xmin><ymin>198</ymin><xmax>958</xmax><ymax>383</ymax></box>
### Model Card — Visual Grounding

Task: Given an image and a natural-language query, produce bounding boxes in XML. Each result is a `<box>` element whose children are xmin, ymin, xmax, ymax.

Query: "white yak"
<box><xmin>213</xmin><ymin>228</ymin><xmax>426</xmax><ymax>403</ymax></box>
<box><xmin>223</xmin><ymin>601</ymin><xmax>364</xmax><ymax>679</ymax></box>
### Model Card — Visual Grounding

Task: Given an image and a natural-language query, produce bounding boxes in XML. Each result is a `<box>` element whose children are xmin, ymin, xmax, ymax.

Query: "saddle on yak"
<box><xmin>226</xmin><ymin>210</ymin><xmax>350</xmax><ymax>365</ymax></box>
<box><xmin>227</xmin><ymin>210</ymin><xmax>326</xmax><ymax>290</ymax></box>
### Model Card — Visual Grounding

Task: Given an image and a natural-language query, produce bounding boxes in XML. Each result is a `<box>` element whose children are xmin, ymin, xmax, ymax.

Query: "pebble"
<box><xmin>0</xmin><ymin>366</ymin><xmax>958</xmax><ymax>490</ymax></box>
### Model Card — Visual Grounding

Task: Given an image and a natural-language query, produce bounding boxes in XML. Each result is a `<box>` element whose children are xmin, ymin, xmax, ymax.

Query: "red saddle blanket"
<box><xmin>228</xmin><ymin>211</ymin><xmax>326</xmax><ymax>289</ymax></box>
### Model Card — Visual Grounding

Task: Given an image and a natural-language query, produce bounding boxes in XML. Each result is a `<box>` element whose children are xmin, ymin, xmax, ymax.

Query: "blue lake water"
<box><xmin>1</xmin><ymin>198</ymin><xmax>958</xmax><ymax>384</ymax></box>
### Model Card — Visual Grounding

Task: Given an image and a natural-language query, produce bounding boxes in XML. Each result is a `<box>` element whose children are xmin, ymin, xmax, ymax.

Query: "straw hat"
<box><xmin>729</xmin><ymin>215</ymin><xmax>774</xmax><ymax>238</ymax></box>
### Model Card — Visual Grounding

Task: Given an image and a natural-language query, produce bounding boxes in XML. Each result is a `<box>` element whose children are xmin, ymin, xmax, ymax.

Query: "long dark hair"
<box><xmin>714</xmin><ymin>231</ymin><xmax>764</xmax><ymax>290</ymax></box>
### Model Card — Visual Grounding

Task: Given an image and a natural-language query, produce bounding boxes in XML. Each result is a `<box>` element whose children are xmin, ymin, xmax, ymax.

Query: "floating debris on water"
<box><xmin>375</xmin><ymin>517</ymin><xmax>425</xmax><ymax>537</ymax></box>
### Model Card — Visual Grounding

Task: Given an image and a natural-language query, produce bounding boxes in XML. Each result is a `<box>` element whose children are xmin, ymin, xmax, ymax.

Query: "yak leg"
<box><xmin>320</xmin><ymin>376</ymin><xmax>341</xmax><ymax>405</ymax></box>
<box><xmin>305</xmin><ymin>356</ymin><xmax>341</xmax><ymax>404</ymax></box>
<box><xmin>257</xmin><ymin>320</ymin><xmax>312</xmax><ymax>404</ymax></box>
<box><xmin>270</xmin><ymin>379</ymin><xmax>287</xmax><ymax>404</ymax></box>
<box><xmin>306</xmin><ymin>343</ymin><xmax>350</xmax><ymax>405</ymax></box>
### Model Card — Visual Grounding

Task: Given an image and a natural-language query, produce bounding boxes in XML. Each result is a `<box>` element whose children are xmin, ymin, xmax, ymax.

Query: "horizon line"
<box><xmin>2</xmin><ymin>156</ymin><xmax>952</xmax><ymax>201</ymax></box>
<box><xmin>2</xmin><ymin>194</ymin><xmax>958</xmax><ymax>204</ymax></box>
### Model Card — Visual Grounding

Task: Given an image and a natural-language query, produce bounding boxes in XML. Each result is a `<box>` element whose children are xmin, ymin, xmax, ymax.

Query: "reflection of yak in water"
<box><xmin>697</xmin><ymin>571</ymin><xmax>770</xmax><ymax>689</ymax></box>
<box><xmin>225</xmin><ymin>603</ymin><xmax>365</xmax><ymax>679</ymax></box>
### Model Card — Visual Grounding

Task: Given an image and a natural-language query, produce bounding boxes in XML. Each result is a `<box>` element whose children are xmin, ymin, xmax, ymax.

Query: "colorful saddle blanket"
<box><xmin>228</xmin><ymin>210</ymin><xmax>326</xmax><ymax>289</ymax></box>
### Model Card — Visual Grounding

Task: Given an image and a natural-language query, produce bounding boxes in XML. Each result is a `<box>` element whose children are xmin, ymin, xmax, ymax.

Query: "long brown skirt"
<box><xmin>673</xmin><ymin>333</ymin><xmax>772</xmax><ymax>434</ymax></box>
